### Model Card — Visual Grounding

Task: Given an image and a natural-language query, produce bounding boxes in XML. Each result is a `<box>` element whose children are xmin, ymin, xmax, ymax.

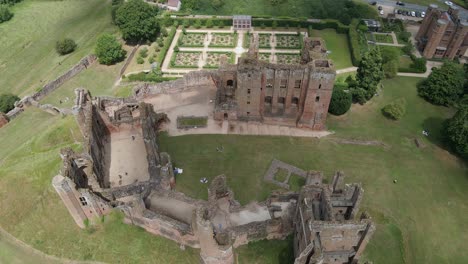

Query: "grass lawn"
<box><xmin>310</xmin><ymin>29</ymin><xmax>353</xmax><ymax>70</ymax></box>
<box><xmin>159</xmin><ymin>77</ymin><xmax>468</xmax><ymax>263</ymax></box>
<box><xmin>178</xmin><ymin>116</ymin><xmax>208</xmax><ymax>127</ymax></box>
<box><xmin>0</xmin><ymin>0</ymin><xmax>117</xmax><ymax>97</ymax></box>
<box><xmin>374</xmin><ymin>34</ymin><xmax>394</xmax><ymax>44</ymax></box>
<box><xmin>399</xmin><ymin>56</ymin><xmax>413</xmax><ymax>69</ymax></box>
<box><xmin>274</xmin><ymin>169</ymin><xmax>289</xmax><ymax>182</ymax></box>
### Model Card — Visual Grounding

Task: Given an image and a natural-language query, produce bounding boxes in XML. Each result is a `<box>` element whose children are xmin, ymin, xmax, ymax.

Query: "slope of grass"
<box><xmin>310</xmin><ymin>29</ymin><xmax>353</xmax><ymax>70</ymax></box>
<box><xmin>0</xmin><ymin>0</ymin><xmax>117</xmax><ymax>97</ymax></box>
<box><xmin>0</xmin><ymin>109</ymin><xmax>199</xmax><ymax>263</ymax></box>
<box><xmin>0</xmin><ymin>75</ymin><xmax>467</xmax><ymax>263</ymax></box>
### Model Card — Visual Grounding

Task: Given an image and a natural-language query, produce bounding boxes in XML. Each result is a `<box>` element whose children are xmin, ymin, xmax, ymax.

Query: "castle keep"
<box><xmin>214</xmin><ymin>37</ymin><xmax>335</xmax><ymax>130</ymax></box>
<box><xmin>416</xmin><ymin>5</ymin><xmax>468</xmax><ymax>59</ymax></box>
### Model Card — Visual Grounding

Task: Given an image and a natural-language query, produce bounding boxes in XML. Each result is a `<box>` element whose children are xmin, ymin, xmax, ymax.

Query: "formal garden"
<box><xmin>209</xmin><ymin>32</ymin><xmax>238</xmax><ymax>47</ymax></box>
<box><xmin>204</xmin><ymin>52</ymin><xmax>235</xmax><ymax>68</ymax></box>
<box><xmin>171</xmin><ymin>51</ymin><xmax>201</xmax><ymax>68</ymax></box>
<box><xmin>259</xmin><ymin>53</ymin><xmax>272</xmax><ymax>62</ymax></box>
<box><xmin>276</xmin><ymin>53</ymin><xmax>301</xmax><ymax>64</ymax></box>
<box><xmin>178</xmin><ymin>32</ymin><xmax>207</xmax><ymax>47</ymax></box>
<box><xmin>275</xmin><ymin>34</ymin><xmax>302</xmax><ymax>49</ymax></box>
<box><xmin>258</xmin><ymin>33</ymin><xmax>272</xmax><ymax>48</ymax></box>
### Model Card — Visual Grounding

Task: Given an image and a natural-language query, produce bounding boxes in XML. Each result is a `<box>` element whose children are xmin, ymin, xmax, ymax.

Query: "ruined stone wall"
<box><xmin>139</xmin><ymin>103</ymin><xmax>162</xmax><ymax>183</ymax></box>
<box><xmin>0</xmin><ymin>113</ymin><xmax>9</xmax><ymax>129</ymax></box>
<box><xmin>32</xmin><ymin>55</ymin><xmax>96</xmax><ymax>101</ymax></box>
<box><xmin>133</xmin><ymin>71</ymin><xmax>215</xmax><ymax>99</ymax></box>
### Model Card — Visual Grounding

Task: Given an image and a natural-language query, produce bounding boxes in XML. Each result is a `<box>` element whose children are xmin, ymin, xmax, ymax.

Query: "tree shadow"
<box><xmin>277</xmin><ymin>237</ymin><xmax>295</xmax><ymax>264</ymax></box>
<box><xmin>422</xmin><ymin>117</ymin><xmax>447</xmax><ymax>148</ymax></box>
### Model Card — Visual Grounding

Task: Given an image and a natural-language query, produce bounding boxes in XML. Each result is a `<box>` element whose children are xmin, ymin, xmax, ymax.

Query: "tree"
<box><xmin>417</xmin><ymin>62</ymin><xmax>465</xmax><ymax>106</ymax></box>
<box><xmin>355</xmin><ymin>48</ymin><xmax>384</xmax><ymax>102</ymax></box>
<box><xmin>55</xmin><ymin>38</ymin><xmax>77</xmax><ymax>55</ymax></box>
<box><xmin>382</xmin><ymin>98</ymin><xmax>406</xmax><ymax>120</ymax></box>
<box><xmin>272</xmin><ymin>20</ymin><xmax>278</xmax><ymax>29</ymax></box>
<box><xmin>115</xmin><ymin>0</ymin><xmax>159</xmax><ymax>43</ymax></box>
<box><xmin>0</xmin><ymin>94</ymin><xmax>20</xmax><ymax>113</ymax></box>
<box><xmin>380</xmin><ymin>46</ymin><xmax>399</xmax><ymax>78</ymax></box>
<box><xmin>444</xmin><ymin>106</ymin><xmax>468</xmax><ymax>157</ymax></box>
<box><xmin>205</xmin><ymin>19</ymin><xmax>214</xmax><ymax>28</ymax></box>
<box><xmin>95</xmin><ymin>34</ymin><xmax>126</xmax><ymax>65</ymax></box>
<box><xmin>328</xmin><ymin>86</ymin><xmax>352</xmax><ymax>115</ymax></box>
<box><xmin>0</xmin><ymin>5</ymin><xmax>13</xmax><ymax>23</ymax></box>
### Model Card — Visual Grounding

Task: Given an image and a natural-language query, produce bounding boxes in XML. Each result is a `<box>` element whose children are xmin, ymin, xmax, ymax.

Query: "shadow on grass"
<box><xmin>422</xmin><ymin>117</ymin><xmax>446</xmax><ymax>148</ymax></box>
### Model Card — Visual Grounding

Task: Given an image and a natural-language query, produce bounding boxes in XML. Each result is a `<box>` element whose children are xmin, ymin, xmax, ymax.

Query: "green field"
<box><xmin>0</xmin><ymin>0</ymin><xmax>117</xmax><ymax>97</ymax></box>
<box><xmin>310</xmin><ymin>29</ymin><xmax>353</xmax><ymax>70</ymax></box>
<box><xmin>159</xmin><ymin>77</ymin><xmax>468</xmax><ymax>263</ymax></box>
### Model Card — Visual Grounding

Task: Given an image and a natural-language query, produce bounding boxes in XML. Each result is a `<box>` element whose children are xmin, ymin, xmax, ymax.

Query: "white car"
<box><xmin>411</xmin><ymin>11</ymin><xmax>416</xmax><ymax>17</ymax></box>
<box><xmin>445</xmin><ymin>1</ymin><xmax>453</xmax><ymax>6</ymax></box>
<box><xmin>380</xmin><ymin>10</ymin><xmax>384</xmax><ymax>15</ymax></box>
<box><xmin>421</xmin><ymin>11</ymin><xmax>426</xmax><ymax>18</ymax></box>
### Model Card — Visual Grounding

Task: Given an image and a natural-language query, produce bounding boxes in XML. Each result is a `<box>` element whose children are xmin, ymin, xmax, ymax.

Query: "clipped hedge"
<box><xmin>156</xmin><ymin>26</ymin><xmax>177</xmax><ymax>66</ymax></box>
<box><xmin>348</xmin><ymin>19</ymin><xmax>362</xmax><ymax>66</ymax></box>
<box><xmin>125</xmin><ymin>72</ymin><xmax>178</xmax><ymax>83</ymax></box>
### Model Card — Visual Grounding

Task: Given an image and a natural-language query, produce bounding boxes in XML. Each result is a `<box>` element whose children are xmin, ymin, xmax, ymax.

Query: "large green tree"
<box><xmin>95</xmin><ymin>34</ymin><xmax>126</xmax><ymax>65</ymax></box>
<box><xmin>115</xmin><ymin>0</ymin><xmax>159</xmax><ymax>43</ymax></box>
<box><xmin>0</xmin><ymin>94</ymin><xmax>20</xmax><ymax>113</ymax></box>
<box><xmin>444</xmin><ymin>106</ymin><xmax>468</xmax><ymax>157</ymax></box>
<box><xmin>355</xmin><ymin>48</ymin><xmax>384</xmax><ymax>102</ymax></box>
<box><xmin>417</xmin><ymin>62</ymin><xmax>465</xmax><ymax>106</ymax></box>
<box><xmin>0</xmin><ymin>5</ymin><xmax>13</xmax><ymax>23</ymax></box>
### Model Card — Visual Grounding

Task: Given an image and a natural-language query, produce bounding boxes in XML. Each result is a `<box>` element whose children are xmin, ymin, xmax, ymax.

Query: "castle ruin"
<box><xmin>52</xmin><ymin>36</ymin><xmax>373</xmax><ymax>264</ymax></box>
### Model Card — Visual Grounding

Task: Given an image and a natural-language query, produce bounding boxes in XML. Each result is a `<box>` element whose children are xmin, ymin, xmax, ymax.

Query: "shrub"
<box><xmin>206</xmin><ymin>19</ymin><xmax>214</xmax><ymax>28</ymax></box>
<box><xmin>0</xmin><ymin>5</ymin><xmax>13</xmax><ymax>23</ymax></box>
<box><xmin>382</xmin><ymin>98</ymin><xmax>406</xmax><ymax>120</ymax></box>
<box><xmin>115</xmin><ymin>0</ymin><xmax>159</xmax><ymax>43</ymax></box>
<box><xmin>329</xmin><ymin>87</ymin><xmax>352</xmax><ymax>116</ymax></box>
<box><xmin>55</xmin><ymin>38</ymin><xmax>77</xmax><ymax>55</ymax></box>
<box><xmin>402</xmin><ymin>42</ymin><xmax>414</xmax><ymax>55</ymax></box>
<box><xmin>444</xmin><ymin>106</ymin><xmax>468</xmax><ymax>157</ymax></box>
<box><xmin>383</xmin><ymin>60</ymin><xmax>398</xmax><ymax>78</ymax></box>
<box><xmin>0</xmin><ymin>93</ymin><xmax>20</xmax><ymax>113</ymax></box>
<box><xmin>409</xmin><ymin>57</ymin><xmax>426</xmax><ymax>73</ymax></box>
<box><xmin>398</xmin><ymin>31</ymin><xmax>411</xmax><ymax>43</ymax></box>
<box><xmin>136</xmin><ymin>56</ymin><xmax>144</xmax><ymax>64</ymax></box>
<box><xmin>417</xmin><ymin>62</ymin><xmax>465</xmax><ymax>106</ymax></box>
<box><xmin>351</xmin><ymin>88</ymin><xmax>367</xmax><ymax>105</ymax></box>
<box><xmin>349</xmin><ymin>19</ymin><xmax>362</xmax><ymax>66</ymax></box>
<box><xmin>194</xmin><ymin>20</ymin><xmax>202</xmax><ymax>29</ymax></box>
<box><xmin>156</xmin><ymin>26</ymin><xmax>176</xmax><ymax>65</ymax></box>
<box><xmin>95</xmin><ymin>34</ymin><xmax>126</xmax><ymax>65</ymax></box>
<box><xmin>139</xmin><ymin>47</ymin><xmax>148</xmax><ymax>58</ymax></box>
<box><xmin>355</xmin><ymin>48</ymin><xmax>384</xmax><ymax>101</ymax></box>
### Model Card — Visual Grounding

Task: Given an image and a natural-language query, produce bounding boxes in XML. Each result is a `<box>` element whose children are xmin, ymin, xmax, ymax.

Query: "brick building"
<box><xmin>416</xmin><ymin>5</ymin><xmax>468</xmax><ymax>59</ymax></box>
<box><xmin>214</xmin><ymin>36</ymin><xmax>336</xmax><ymax>130</ymax></box>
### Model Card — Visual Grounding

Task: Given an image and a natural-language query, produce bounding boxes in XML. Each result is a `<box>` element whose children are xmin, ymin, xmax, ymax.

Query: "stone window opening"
<box><xmin>227</xmin><ymin>80</ymin><xmax>233</xmax><ymax>86</ymax></box>
<box><xmin>294</xmin><ymin>80</ymin><xmax>301</xmax><ymax>89</ymax></box>
<box><xmin>265</xmin><ymin>96</ymin><xmax>272</xmax><ymax>104</ymax></box>
<box><xmin>292</xmin><ymin>97</ymin><xmax>299</xmax><ymax>106</ymax></box>
<box><xmin>318</xmin><ymin>84</ymin><xmax>322</xmax><ymax>89</ymax></box>
<box><xmin>224</xmin><ymin>113</ymin><xmax>228</xmax><ymax>119</ymax></box>
<box><xmin>266</xmin><ymin>83</ymin><xmax>273</xmax><ymax>89</ymax></box>
<box><xmin>79</xmin><ymin>196</ymin><xmax>88</xmax><ymax>206</ymax></box>
<box><xmin>247</xmin><ymin>101</ymin><xmax>250</xmax><ymax>104</ymax></box>
<box><xmin>278</xmin><ymin>97</ymin><xmax>285</xmax><ymax>104</ymax></box>
<box><xmin>247</xmin><ymin>89</ymin><xmax>251</xmax><ymax>94</ymax></box>
<box><xmin>315</xmin><ymin>96</ymin><xmax>320</xmax><ymax>102</ymax></box>
<box><xmin>246</xmin><ymin>112</ymin><xmax>250</xmax><ymax>115</ymax></box>
<box><xmin>280</xmin><ymin>79</ymin><xmax>287</xmax><ymax>89</ymax></box>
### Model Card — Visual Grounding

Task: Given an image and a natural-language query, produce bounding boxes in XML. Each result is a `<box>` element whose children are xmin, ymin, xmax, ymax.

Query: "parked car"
<box><xmin>397</xmin><ymin>9</ymin><xmax>403</xmax><ymax>14</ymax></box>
<box><xmin>394</xmin><ymin>9</ymin><xmax>399</xmax><ymax>14</ymax></box>
<box><xmin>421</xmin><ymin>11</ymin><xmax>426</xmax><ymax>18</ymax></box>
<box><xmin>445</xmin><ymin>1</ymin><xmax>453</xmax><ymax>6</ymax></box>
<box><xmin>411</xmin><ymin>11</ymin><xmax>416</xmax><ymax>17</ymax></box>
<box><xmin>396</xmin><ymin>1</ymin><xmax>405</xmax><ymax>6</ymax></box>
<box><xmin>378</xmin><ymin>6</ymin><xmax>383</xmax><ymax>10</ymax></box>
<box><xmin>370</xmin><ymin>1</ymin><xmax>377</xmax><ymax>5</ymax></box>
<box><xmin>380</xmin><ymin>10</ymin><xmax>384</xmax><ymax>15</ymax></box>
<box><xmin>415</xmin><ymin>11</ymin><xmax>421</xmax><ymax>17</ymax></box>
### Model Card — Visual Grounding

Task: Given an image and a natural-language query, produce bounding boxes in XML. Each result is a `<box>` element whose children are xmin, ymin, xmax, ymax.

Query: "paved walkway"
<box><xmin>336</xmin><ymin>67</ymin><xmax>358</xmax><ymax>74</ymax></box>
<box><xmin>397</xmin><ymin>61</ymin><xmax>443</xmax><ymax>78</ymax></box>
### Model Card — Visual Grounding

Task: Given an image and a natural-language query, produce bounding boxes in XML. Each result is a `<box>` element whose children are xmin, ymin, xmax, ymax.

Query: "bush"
<box><xmin>136</xmin><ymin>56</ymin><xmax>144</xmax><ymax>64</ymax></box>
<box><xmin>55</xmin><ymin>38</ymin><xmax>77</xmax><ymax>55</ymax></box>
<box><xmin>348</xmin><ymin>19</ymin><xmax>362</xmax><ymax>66</ymax></box>
<box><xmin>156</xmin><ymin>26</ymin><xmax>176</xmax><ymax>65</ymax></box>
<box><xmin>417</xmin><ymin>62</ymin><xmax>465</xmax><ymax>106</ymax></box>
<box><xmin>402</xmin><ymin>42</ymin><xmax>414</xmax><ymax>55</ymax></box>
<box><xmin>139</xmin><ymin>47</ymin><xmax>148</xmax><ymax>58</ymax></box>
<box><xmin>115</xmin><ymin>0</ymin><xmax>159</xmax><ymax>43</ymax></box>
<box><xmin>398</xmin><ymin>31</ymin><xmax>411</xmax><ymax>43</ymax></box>
<box><xmin>382</xmin><ymin>98</ymin><xmax>406</xmax><ymax>120</ymax></box>
<box><xmin>444</xmin><ymin>106</ymin><xmax>468</xmax><ymax>157</ymax></box>
<box><xmin>329</xmin><ymin>86</ymin><xmax>352</xmax><ymax>116</ymax></box>
<box><xmin>95</xmin><ymin>34</ymin><xmax>126</xmax><ymax>65</ymax></box>
<box><xmin>0</xmin><ymin>5</ymin><xmax>12</xmax><ymax>23</ymax></box>
<box><xmin>409</xmin><ymin>57</ymin><xmax>426</xmax><ymax>73</ymax></box>
<box><xmin>0</xmin><ymin>93</ymin><xmax>20</xmax><ymax>113</ymax></box>
<box><xmin>383</xmin><ymin>60</ymin><xmax>398</xmax><ymax>78</ymax></box>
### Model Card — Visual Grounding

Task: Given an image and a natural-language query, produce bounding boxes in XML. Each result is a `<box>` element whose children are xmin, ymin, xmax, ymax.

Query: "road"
<box><xmin>362</xmin><ymin>0</ymin><xmax>468</xmax><ymax>20</ymax></box>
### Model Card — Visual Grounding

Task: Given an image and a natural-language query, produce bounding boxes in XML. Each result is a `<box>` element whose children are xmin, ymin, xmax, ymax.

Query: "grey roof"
<box><xmin>233</xmin><ymin>15</ymin><xmax>252</xmax><ymax>20</ymax></box>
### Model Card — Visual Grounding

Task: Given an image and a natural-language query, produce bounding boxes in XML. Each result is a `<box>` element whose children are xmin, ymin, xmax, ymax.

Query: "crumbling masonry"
<box><xmin>53</xmin><ymin>36</ymin><xmax>373</xmax><ymax>264</ymax></box>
